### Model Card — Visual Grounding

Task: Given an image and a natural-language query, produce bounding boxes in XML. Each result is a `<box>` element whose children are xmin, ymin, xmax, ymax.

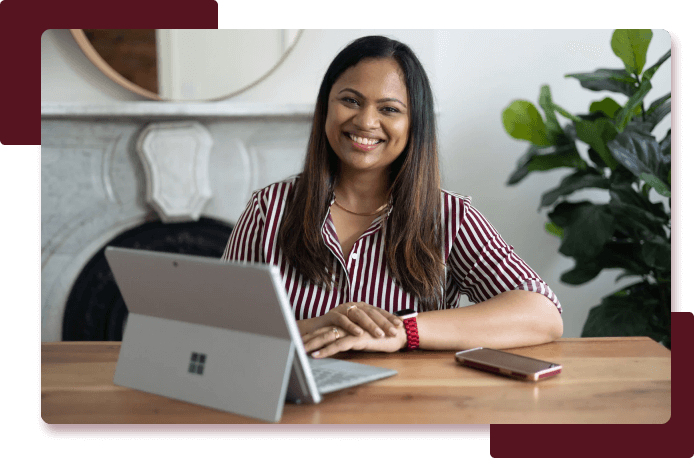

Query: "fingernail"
<box><xmin>356</xmin><ymin>328</ymin><xmax>363</xmax><ymax>335</ymax></box>
<box><xmin>377</xmin><ymin>329</ymin><xmax>385</xmax><ymax>337</ymax></box>
<box><xmin>389</xmin><ymin>328</ymin><xmax>398</xmax><ymax>336</ymax></box>
<box><xmin>311</xmin><ymin>351</ymin><xmax>320</xmax><ymax>358</ymax></box>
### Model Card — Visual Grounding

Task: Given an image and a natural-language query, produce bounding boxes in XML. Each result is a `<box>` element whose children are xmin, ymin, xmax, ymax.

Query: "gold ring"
<box><xmin>332</xmin><ymin>327</ymin><xmax>340</xmax><ymax>341</ymax></box>
<box><xmin>346</xmin><ymin>304</ymin><xmax>358</xmax><ymax>317</ymax></box>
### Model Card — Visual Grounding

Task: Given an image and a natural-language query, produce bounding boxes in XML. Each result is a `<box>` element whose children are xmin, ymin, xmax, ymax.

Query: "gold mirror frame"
<box><xmin>69</xmin><ymin>29</ymin><xmax>304</xmax><ymax>101</ymax></box>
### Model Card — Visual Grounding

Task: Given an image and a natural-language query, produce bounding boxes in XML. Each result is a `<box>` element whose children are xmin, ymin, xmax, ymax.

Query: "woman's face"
<box><xmin>325</xmin><ymin>58</ymin><xmax>410</xmax><ymax>177</ymax></box>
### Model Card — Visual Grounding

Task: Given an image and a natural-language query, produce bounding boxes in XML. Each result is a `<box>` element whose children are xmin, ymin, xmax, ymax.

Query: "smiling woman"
<box><xmin>221</xmin><ymin>36</ymin><xmax>563</xmax><ymax>358</ymax></box>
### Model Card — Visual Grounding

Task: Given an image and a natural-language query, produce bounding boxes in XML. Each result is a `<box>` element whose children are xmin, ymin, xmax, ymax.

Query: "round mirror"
<box><xmin>70</xmin><ymin>29</ymin><xmax>302</xmax><ymax>101</ymax></box>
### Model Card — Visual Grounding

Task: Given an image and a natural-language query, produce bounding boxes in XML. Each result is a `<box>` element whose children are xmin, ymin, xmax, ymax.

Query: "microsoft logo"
<box><xmin>188</xmin><ymin>352</ymin><xmax>207</xmax><ymax>375</ymax></box>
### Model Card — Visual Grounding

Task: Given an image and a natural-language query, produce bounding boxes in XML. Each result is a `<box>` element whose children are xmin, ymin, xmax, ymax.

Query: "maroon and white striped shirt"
<box><xmin>222</xmin><ymin>177</ymin><xmax>562</xmax><ymax>320</ymax></box>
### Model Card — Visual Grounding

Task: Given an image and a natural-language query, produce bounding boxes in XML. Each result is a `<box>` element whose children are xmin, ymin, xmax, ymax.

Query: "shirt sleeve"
<box><xmin>446</xmin><ymin>202</ymin><xmax>562</xmax><ymax>313</ymax></box>
<box><xmin>221</xmin><ymin>190</ymin><xmax>266</xmax><ymax>263</ymax></box>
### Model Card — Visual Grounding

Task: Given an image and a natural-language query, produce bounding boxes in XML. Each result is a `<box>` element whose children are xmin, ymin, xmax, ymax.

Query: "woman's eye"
<box><xmin>342</xmin><ymin>97</ymin><xmax>358</xmax><ymax>105</ymax></box>
<box><xmin>382</xmin><ymin>106</ymin><xmax>399</xmax><ymax>114</ymax></box>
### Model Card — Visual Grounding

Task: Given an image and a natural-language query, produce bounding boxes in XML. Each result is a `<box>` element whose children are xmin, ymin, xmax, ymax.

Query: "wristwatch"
<box><xmin>394</xmin><ymin>308</ymin><xmax>419</xmax><ymax>350</ymax></box>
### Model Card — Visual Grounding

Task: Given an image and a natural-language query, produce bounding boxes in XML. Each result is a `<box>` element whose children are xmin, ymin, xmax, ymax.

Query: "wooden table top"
<box><xmin>41</xmin><ymin>337</ymin><xmax>671</xmax><ymax>424</ymax></box>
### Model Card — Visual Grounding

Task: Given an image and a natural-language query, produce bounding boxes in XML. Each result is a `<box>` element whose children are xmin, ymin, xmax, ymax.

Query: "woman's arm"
<box><xmin>416</xmin><ymin>290</ymin><xmax>562</xmax><ymax>350</ymax></box>
<box><xmin>304</xmin><ymin>290</ymin><xmax>562</xmax><ymax>357</ymax></box>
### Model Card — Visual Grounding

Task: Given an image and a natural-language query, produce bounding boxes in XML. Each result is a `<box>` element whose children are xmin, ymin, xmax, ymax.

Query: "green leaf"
<box><xmin>549</xmin><ymin>203</ymin><xmax>615</xmax><ymax>259</ymax></box>
<box><xmin>641</xmin><ymin>182</ymin><xmax>652</xmax><ymax>197</ymax></box>
<box><xmin>589</xmin><ymin>97</ymin><xmax>622</xmax><ymax>119</ymax></box>
<box><xmin>640</xmin><ymin>173</ymin><xmax>671</xmax><ymax>197</ymax></box>
<box><xmin>560</xmin><ymin>240</ymin><xmax>652</xmax><ymax>285</ymax></box>
<box><xmin>565</xmin><ymin>68</ymin><xmax>638</xmax><ymax>96</ymax></box>
<box><xmin>560</xmin><ymin>260</ymin><xmax>603</xmax><ymax>284</ymax></box>
<box><xmin>507</xmin><ymin>144</ymin><xmax>585</xmax><ymax>185</ymax></box>
<box><xmin>607</xmin><ymin>130</ymin><xmax>670</xmax><ymax>188</ymax></box>
<box><xmin>540</xmin><ymin>170</ymin><xmax>610</xmax><ymax>208</ymax></box>
<box><xmin>581</xmin><ymin>292</ymin><xmax>661</xmax><ymax>339</ymax></box>
<box><xmin>577</xmin><ymin>112</ymin><xmax>610</xmax><ymax>123</ymax></box>
<box><xmin>646</xmin><ymin>93</ymin><xmax>671</xmax><ymax>116</ymax></box>
<box><xmin>502</xmin><ymin>100</ymin><xmax>553</xmax><ymax>146</ymax></box>
<box><xmin>582</xmin><ymin>281</ymin><xmax>668</xmax><ymax>344</ymax></box>
<box><xmin>614</xmin><ymin>79</ymin><xmax>652</xmax><ymax>131</ymax></box>
<box><xmin>609</xmin><ymin>183</ymin><xmax>669</xmax><ymax>237</ymax></box>
<box><xmin>610</xmin><ymin>202</ymin><xmax>667</xmax><ymax>239</ymax></box>
<box><xmin>600</xmin><ymin>242</ymin><xmax>652</xmax><ymax>275</ymax></box>
<box><xmin>539</xmin><ymin>85</ymin><xmax>563</xmax><ymax>142</ymax></box>
<box><xmin>575</xmin><ymin>118</ymin><xmax>620</xmax><ymax>169</ymax></box>
<box><xmin>548</xmin><ymin>201</ymin><xmax>591</xmax><ymax>227</ymax></box>
<box><xmin>645</xmin><ymin>93</ymin><xmax>671</xmax><ymax>129</ymax></box>
<box><xmin>610</xmin><ymin>182</ymin><xmax>669</xmax><ymax>219</ymax></box>
<box><xmin>641</xmin><ymin>239</ymin><xmax>671</xmax><ymax>270</ymax></box>
<box><xmin>642</xmin><ymin>50</ymin><xmax>671</xmax><ymax>82</ymax></box>
<box><xmin>660</xmin><ymin>129</ymin><xmax>671</xmax><ymax>156</ymax></box>
<box><xmin>545</xmin><ymin>221</ymin><xmax>564</xmax><ymax>238</ymax></box>
<box><xmin>611</xmin><ymin>29</ymin><xmax>653</xmax><ymax>75</ymax></box>
<box><xmin>587</xmin><ymin>147</ymin><xmax>607</xmax><ymax>168</ymax></box>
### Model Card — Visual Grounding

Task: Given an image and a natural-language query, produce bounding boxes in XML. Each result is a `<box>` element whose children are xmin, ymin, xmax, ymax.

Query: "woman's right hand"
<box><xmin>315</xmin><ymin>302</ymin><xmax>403</xmax><ymax>338</ymax></box>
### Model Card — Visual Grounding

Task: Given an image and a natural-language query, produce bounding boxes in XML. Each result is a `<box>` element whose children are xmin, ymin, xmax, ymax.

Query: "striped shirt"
<box><xmin>222</xmin><ymin>177</ymin><xmax>562</xmax><ymax>320</ymax></box>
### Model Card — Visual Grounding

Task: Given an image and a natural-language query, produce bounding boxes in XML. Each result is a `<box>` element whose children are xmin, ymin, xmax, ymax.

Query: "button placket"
<box><xmin>348</xmin><ymin>243</ymin><xmax>363</xmax><ymax>300</ymax></box>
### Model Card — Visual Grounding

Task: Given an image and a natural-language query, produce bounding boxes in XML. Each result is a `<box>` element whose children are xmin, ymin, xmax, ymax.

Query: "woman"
<box><xmin>222</xmin><ymin>35</ymin><xmax>563</xmax><ymax>358</ymax></box>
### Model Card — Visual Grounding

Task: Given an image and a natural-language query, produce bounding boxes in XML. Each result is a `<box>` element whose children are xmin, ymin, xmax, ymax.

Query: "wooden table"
<box><xmin>41</xmin><ymin>337</ymin><xmax>671</xmax><ymax>424</ymax></box>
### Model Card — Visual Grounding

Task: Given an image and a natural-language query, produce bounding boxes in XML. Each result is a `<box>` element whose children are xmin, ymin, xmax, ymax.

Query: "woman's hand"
<box><xmin>302</xmin><ymin>325</ymin><xmax>407</xmax><ymax>358</ymax></box>
<box><xmin>315</xmin><ymin>302</ymin><xmax>403</xmax><ymax>338</ymax></box>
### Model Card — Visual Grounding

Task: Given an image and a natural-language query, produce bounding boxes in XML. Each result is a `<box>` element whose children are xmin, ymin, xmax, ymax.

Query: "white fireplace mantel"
<box><xmin>41</xmin><ymin>103</ymin><xmax>313</xmax><ymax>341</ymax></box>
<box><xmin>41</xmin><ymin>101</ymin><xmax>315</xmax><ymax>118</ymax></box>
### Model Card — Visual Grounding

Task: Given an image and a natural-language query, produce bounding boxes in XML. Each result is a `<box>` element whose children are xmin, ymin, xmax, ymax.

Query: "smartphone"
<box><xmin>455</xmin><ymin>347</ymin><xmax>562</xmax><ymax>381</ymax></box>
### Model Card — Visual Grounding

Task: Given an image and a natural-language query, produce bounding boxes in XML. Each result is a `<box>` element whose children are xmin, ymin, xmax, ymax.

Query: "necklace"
<box><xmin>332</xmin><ymin>199</ymin><xmax>389</xmax><ymax>217</ymax></box>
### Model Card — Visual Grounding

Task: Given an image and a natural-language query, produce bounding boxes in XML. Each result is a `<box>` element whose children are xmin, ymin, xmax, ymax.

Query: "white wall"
<box><xmin>41</xmin><ymin>29</ymin><xmax>672</xmax><ymax>338</ymax></box>
<box><xmin>156</xmin><ymin>29</ymin><xmax>287</xmax><ymax>100</ymax></box>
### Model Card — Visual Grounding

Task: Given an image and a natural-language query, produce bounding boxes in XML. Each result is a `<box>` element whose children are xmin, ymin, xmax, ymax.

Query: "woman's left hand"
<box><xmin>302</xmin><ymin>325</ymin><xmax>407</xmax><ymax>358</ymax></box>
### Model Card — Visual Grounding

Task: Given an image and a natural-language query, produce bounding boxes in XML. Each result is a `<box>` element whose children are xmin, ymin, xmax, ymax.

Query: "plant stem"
<box><xmin>552</xmin><ymin>104</ymin><xmax>582</xmax><ymax>123</ymax></box>
<box><xmin>635</xmin><ymin>74</ymin><xmax>647</xmax><ymax>122</ymax></box>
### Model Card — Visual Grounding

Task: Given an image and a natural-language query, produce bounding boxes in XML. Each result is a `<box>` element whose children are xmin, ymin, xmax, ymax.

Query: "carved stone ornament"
<box><xmin>137</xmin><ymin>121</ymin><xmax>213</xmax><ymax>222</ymax></box>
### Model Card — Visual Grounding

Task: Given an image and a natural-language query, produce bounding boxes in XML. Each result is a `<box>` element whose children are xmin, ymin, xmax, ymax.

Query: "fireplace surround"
<box><xmin>41</xmin><ymin>102</ymin><xmax>312</xmax><ymax>341</ymax></box>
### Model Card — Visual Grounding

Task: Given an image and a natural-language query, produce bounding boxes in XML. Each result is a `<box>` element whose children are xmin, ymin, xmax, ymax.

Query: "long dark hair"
<box><xmin>277</xmin><ymin>35</ymin><xmax>443</xmax><ymax>311</ymax></box>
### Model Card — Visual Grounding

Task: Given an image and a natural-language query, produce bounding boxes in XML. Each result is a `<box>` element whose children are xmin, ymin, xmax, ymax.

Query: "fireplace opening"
<box><xmin>62</xmin><ymin>217</ymin><xmax>233</xmax><ymax>341</ymax></box>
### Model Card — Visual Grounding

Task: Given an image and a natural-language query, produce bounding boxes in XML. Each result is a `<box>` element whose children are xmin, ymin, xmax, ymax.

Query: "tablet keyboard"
<box><xmin>311</xmin><ymin>366</ymin><xmax>366</xmax><ymax>390</ymax></box>
<box><xmin>306</xmin><ymin>357</ymin><xmax>397</xmax><ymax>394</ymax></box>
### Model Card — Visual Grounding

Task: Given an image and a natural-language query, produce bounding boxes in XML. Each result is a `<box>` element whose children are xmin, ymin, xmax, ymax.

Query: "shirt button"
<box><xmin>351</xmin><ymin>253</ymin><xmax>358</xmax><ymax>260</ymax></box>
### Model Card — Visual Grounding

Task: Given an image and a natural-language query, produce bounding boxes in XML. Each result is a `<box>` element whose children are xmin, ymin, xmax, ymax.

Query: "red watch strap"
<box><xmin>403</xmin><ymin>316</ymin><xmax>419</xmax><ymax>350</ymax></box>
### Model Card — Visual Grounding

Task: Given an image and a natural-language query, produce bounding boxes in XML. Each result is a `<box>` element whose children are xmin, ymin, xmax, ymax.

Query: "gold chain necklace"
<box><xmin>332</xmin><ymin>199</ymin><xmax>389</xmax><ymax>217</ymax></box>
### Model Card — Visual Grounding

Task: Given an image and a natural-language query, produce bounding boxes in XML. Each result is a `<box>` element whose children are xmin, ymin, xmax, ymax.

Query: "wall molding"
<box><xmin>41</xmin><ymin>102</ymin><xmax>315</xmax><ymax>118</ymax></box>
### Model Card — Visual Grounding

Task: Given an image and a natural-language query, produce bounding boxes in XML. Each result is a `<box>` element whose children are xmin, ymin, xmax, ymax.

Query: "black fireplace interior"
<box><xmin>62</xmin><ymin>217</ymin><xmax>233</xmax><ymax>341</ymax></box>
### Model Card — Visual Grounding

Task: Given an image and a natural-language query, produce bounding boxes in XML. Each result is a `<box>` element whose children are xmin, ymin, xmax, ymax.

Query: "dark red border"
<box><xmin>0</xmin><ymin>0</ymin><xmax>694</xmax><ymax>457</ymax></box>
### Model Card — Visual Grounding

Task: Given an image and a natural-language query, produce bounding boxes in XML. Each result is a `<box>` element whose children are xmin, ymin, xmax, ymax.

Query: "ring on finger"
<box><xmin>332</xmin><ymin>327</ymin><xmax>340</xmax><ymax>341</ymax></box>
<box><xmin>346</xmin><ymin>304</ymin><xmax>358</xmax><ymax>317</ymax></box>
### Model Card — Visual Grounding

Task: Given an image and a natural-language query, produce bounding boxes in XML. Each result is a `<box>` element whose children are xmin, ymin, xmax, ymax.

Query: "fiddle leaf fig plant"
<box><xmin>502</xmin><ymin>29</ymin><xmax>671</xmax><ymax>347</ymax></box>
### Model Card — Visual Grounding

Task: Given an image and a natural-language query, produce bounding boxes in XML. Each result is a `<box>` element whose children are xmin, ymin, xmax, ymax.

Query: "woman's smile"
<box><xmin>344</xmin><ymin>132</ymin><xmax>384</xmax><ymax>151</ymax></box>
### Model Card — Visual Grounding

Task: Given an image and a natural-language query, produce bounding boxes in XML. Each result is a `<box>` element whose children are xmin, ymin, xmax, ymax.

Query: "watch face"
<box><xmin>395</xmin><ymin>308</ymin><xmax>417</xmax><ymax>317</ymax></box>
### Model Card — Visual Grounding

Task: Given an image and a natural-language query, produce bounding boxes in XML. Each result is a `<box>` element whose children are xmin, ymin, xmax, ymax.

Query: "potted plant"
<box><xmin>501</xmin><ymin>29</ymin><xmax>671</xmax><ymax>347</ymax></box>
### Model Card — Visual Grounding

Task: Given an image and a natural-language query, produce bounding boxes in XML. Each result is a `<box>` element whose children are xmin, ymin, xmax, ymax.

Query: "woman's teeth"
<box><xmin>349</xmin><ymin>134</ymin><xmax>382</xmax><ymax>145</ymax></box>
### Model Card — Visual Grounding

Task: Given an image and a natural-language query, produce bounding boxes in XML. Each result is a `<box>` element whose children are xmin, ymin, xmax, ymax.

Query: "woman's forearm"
<box><xmin>417</xmin><ymin>290</ymin><xmax>563</xmax><ymax>350</ymax></box>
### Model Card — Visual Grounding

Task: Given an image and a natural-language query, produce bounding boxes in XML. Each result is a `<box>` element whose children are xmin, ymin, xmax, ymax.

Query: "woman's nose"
<box><xmin>353</xmin><ymin>106</ymin><xmax>379</xmax><ymax>130</ymax></box>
